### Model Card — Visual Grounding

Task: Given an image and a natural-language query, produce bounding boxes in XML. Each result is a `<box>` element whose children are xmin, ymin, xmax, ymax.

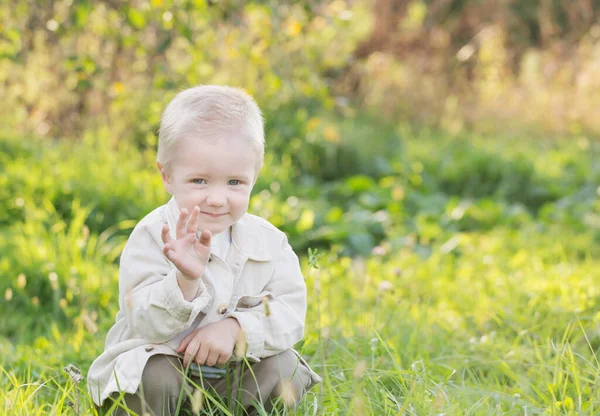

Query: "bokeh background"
<box><xmin>2</xmin><ymin>1</ymin><xmax>600</xmax><ymax>414</ymax></box>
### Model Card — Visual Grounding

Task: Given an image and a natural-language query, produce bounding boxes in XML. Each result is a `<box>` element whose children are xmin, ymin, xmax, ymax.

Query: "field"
<box><xmin>4</xmin><ymin>0</ymin><xmax>600</xmax><ymax>414</ymax></box>
<box><xmin>1</xmin><ymin>128</ymin><xmax>599</xmax><ymax>415</ymax></box>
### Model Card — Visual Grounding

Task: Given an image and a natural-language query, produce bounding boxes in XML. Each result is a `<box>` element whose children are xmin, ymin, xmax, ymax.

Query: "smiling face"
<box><xmin>158</xmin><ymin>135</ymin><xmax>259</xmax><ymax>235</ymax></box>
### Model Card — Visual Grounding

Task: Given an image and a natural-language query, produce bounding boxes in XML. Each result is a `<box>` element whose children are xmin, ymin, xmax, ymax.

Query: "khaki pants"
<box><xmin>99</xmin><ymin>350</ymin><xmax>314</xmax><ymax>415</ymax></box>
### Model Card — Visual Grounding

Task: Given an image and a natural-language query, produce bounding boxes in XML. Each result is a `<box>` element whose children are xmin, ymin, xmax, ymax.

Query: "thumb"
<box><xmin>177</xmin><ymin>330</ymin><xmax>196</xmax><ymax>353</ymax></box>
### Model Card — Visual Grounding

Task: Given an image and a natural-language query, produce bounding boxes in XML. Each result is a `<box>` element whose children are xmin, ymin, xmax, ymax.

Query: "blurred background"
<box><xmin>5</xmin><ymin>0</ymin><xmax>600</xmax><ymax>139</ymax></box>
<box><xmin>2</xmin><ymin>1</ymin><xmax>600</xmax><ymax>413</ymax></box>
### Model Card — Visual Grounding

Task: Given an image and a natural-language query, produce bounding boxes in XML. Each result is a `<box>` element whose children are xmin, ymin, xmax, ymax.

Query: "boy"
<box><xmin>88</xmin><ymin>85</ymin><xmax>321</xmax><ymax>415</ymax></box>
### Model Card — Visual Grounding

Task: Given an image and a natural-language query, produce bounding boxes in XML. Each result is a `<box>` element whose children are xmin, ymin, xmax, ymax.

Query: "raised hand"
<box><xmin>161</xmin><ymin>206</ymin><xmax>212</xmax><ymax>280</ymax></box>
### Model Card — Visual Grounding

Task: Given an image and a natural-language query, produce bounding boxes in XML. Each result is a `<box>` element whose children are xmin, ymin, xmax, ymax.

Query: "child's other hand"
<box><xmin>161</xmin><ymin>206</ymin><xmax>211</xmax><ymax>280</ymax></box>
<box><xmin>176</xmin><ymin>318</ymin><xmax>241</xmax><ymax>367</ymax></box>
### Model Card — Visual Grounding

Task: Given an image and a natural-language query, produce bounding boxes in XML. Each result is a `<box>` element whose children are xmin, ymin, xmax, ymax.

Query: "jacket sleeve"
<box><xmin>118</xmin><ymin>224</ymin><xmax>212</xmax><ymax>343</ymax></box>
<box><xmin>226</xmin><ymin>236</ymin><xmax>307</xmax><ymax>359</ymax></box>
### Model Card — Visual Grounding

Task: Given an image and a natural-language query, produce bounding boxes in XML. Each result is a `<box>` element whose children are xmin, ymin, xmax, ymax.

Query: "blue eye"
<box><xmin>192</xmin><ymin>179</ymin><xmax>206</xmax><ymax>184</ymax></box>
<box><xmin>228</xmin><ymin>179</ymin><xmax>240</xmax><ymax>186</ymax></box>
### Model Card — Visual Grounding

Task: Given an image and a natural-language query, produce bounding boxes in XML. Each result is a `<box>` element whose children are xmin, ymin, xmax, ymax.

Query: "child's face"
<box><xmin>158</xmin><ymin>136</ymin><xmax>259</xmax><ymax>235</ymax></box>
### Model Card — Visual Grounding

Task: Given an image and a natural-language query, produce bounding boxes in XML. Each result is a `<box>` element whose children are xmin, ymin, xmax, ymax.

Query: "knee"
<box><xmin>266</xmin><ymin>350</ymin><xmax>311</xmax><ymax>407</ymax></box>
<box><xmin>139</xmin><ymin>354</ymin><xmax>184</xmax><ymax>397</ymax></box>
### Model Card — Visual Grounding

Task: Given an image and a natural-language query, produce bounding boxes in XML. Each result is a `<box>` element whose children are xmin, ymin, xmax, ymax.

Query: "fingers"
<box><xmin>161</xmin><ymin>224</ymin><xmax>172</xmax><ymax>245</ymax></box>
<box><xmin>198</xmin><ymin>230</ymin><xmax>212</xmax><ymax>248</ymax></box>
<box><xmin>205</xmin><ymin>350</ymin><xmax>219</xmax><ymax>367</ymax></box>
<box><xmin>195</xmin><ymin>344</ymin><xmax>209</xmax><ymax>366</ymax></box>
<box><xmin>177</xmin><ymin>330</ymin><xmax>196</xmax><ymax>354</ymax></box>
<box><xmin>216</xmin><ymin>353</ymin><xmax>229</xmax><ymax>367</ymax></box>
<box><xmin>178</xmin><ymin>323</ymin><xmax>234</xmax><ymax>368</ymax></box>
<box><xmin>163</xmin><ymin>243</ymin><xmax>176</xmax><ymax>263</ymax></box>
<box><xmin>176</xmin><ymin>208</ymin><xmax>188</xmax><ymax>239</ymax></box>
<box><xmin>183</xmin><ymin>337</ymin><xmax>201</xmax><ymax>368</ymax></box>
<box><xmin>187</xmin><ymin>206</ymin><xmax>200</xmax><ymax>236</ymax></box>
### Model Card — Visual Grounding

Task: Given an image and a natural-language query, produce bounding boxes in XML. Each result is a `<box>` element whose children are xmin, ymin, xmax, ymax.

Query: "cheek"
<box><xmin>232</xmin><ymin>193</ymin><xmax>251</xmax><ymax>211</ymax></box>
<box><xmin>174</xmin><ymin>188</ymin><xmax>197</xmax><ymax>209</ymax></box>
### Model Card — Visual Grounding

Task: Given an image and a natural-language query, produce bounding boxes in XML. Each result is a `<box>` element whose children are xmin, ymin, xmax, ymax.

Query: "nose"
<box><xmin>206</xmin><ymin>188</ymin><xmax>226</xmax><ymax>207</ymax></box>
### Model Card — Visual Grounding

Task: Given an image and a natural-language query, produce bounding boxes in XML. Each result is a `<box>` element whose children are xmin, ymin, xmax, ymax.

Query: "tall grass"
<box><xmin>1</xmin><ymin>130</ymin><xmax>599</xmax><ymax>414</ymax></box>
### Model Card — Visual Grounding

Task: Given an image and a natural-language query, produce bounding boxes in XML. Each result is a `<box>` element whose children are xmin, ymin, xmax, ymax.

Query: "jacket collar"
<box><xmin>165</xmin><ymin>197</ymin><xmax>271</xmax><ymax>262</ymax></box>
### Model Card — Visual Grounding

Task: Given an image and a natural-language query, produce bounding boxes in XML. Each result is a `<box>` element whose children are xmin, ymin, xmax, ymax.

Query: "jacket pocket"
<box><xmin>232</xmin><ymin>291</ymin><xmax>274</xmax><ymax>310</ymax></box>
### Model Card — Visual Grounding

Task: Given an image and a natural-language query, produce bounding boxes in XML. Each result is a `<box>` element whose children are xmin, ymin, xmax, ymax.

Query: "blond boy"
<box><xmin>88</xmin><ymin>85</ymin><xmax>320</xmax><ymax>415</ymax></box>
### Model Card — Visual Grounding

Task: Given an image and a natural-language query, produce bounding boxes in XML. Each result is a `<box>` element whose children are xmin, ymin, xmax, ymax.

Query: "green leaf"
<box><xmin>297</xmin><ymin>209</ymin><xmax>315</xmax><ymax>232</ymax></box>
<box><xmin>347</xmin><ymin>232</ymin><xmax>374</xmax><ymax>256</ymax></box>
<box><xmin>346</xmin><ymin>175</ymin><xmax>376</xmax><ymax>192</ymax></box>
<box><xmin>127</xmin><ymin>9</ymin><xmax>147</xmax><ymax>30</ymax></box>
<box><xmin>73</xmin><ymin>4</ymin><xmax>90</xmax><ymax>27</ymax></box>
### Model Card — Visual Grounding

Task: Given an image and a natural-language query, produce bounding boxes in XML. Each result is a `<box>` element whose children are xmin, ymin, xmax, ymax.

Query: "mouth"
<box><xmin>201</xmin><ymin>212</ymin><xmax>227</xmax><ymax>218</ymax></box>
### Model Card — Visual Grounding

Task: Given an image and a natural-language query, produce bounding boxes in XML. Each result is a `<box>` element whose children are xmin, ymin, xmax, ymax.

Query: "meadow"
<box><xmin>3</xmin><ymin>1</ymin><xmax>600</xmax><ymax>414</ymax></box>
<box><xmin>1</xmin><ymin>126</ymin><xmax>599</xmax><ymax>415</ymax></box>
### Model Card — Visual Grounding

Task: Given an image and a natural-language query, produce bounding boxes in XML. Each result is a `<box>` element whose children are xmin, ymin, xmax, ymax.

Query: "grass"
<box><xmin>3</xmin><ymin>224</ymin><xmax>599</xmax><ymax>415</ymax></box>
<box><xmin>1</xmin><ymin>130</ymin><xmax>599</xmax><ymax>415</ymax></box>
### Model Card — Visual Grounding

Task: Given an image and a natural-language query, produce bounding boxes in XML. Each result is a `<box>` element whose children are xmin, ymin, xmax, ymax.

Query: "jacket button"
<box><xmin>217</xmin><ymin>303</ymin><xmax>228</xmax><ymax>315</ymax></box>
<box><xmin>145</xmin><ymin>346</ymin><xmax>154</xmax><ymax>352</ymax></box>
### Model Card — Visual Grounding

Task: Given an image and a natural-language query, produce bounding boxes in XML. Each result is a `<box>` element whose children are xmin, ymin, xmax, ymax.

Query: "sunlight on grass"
<box><xmin>1</xmin><ymin>131</ymin><xmax>600</xmax><ymax>414</ymax></box>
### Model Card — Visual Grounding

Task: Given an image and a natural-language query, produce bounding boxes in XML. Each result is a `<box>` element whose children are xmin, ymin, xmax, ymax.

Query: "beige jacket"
<box><xmin>87</xmin><ymin>198</ymin><xmax>321</xmax><ymax>405</ymax></box>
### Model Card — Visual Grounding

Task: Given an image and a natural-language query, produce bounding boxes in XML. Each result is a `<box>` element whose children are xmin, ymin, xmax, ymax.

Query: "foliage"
<box><xmin>343</xmin><ymin>0</ymin><xmax>600</xmax><ymax>137</ymax></box>
<box><xmin>4</xmin><ymin>0</ymin><xmax>600</xmax><ymax>154</ymax></box>
<box><xmin>1</xmin><ymin>126</ymin><xmax>600</xmax><ymax>413</ymax></box>
<box><xmin>0</xmin><ymin>0</ymin><xmax>369</xmax><ymax>144</ymax></box>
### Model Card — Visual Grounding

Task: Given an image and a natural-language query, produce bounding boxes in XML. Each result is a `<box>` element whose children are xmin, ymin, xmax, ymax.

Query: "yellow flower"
<box><xmin>17</xmin><ymin>273</ymin><xmax>26</xmax><ymax>289</ymax></box>
<box><xmin>563</xmin><ymin>397</ymin><xmax>574</xmax><ymax>410</ymax></box>
<box><xmin>286</xmin><ymin>20</ymin><xmax>302</xmax><ymax>36</ymax></box>
<box><xmin>323</xmin><ymin>125</ymin><xmax>340</xmax><ymax>143</ymax></box>
<box><xmin>112</xmin><ymin>82</ymin><xmax>125</xmax><ymax>95</ymax></box>
<box><xmin>306</xmin><ymin>117</ymin><xmax>321</xmax><ymax>132</ymax></box>
<box><xmin>392</xmin><ymin>186</ymin><xmax>404</xmax><ymax>201</ymax></box>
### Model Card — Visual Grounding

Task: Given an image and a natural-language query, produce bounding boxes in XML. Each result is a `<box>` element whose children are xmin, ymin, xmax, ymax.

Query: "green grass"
<box><xmin>1</xmin><ymin>130</ymin><xmax>599</xmax><ymax>415</ymax></box>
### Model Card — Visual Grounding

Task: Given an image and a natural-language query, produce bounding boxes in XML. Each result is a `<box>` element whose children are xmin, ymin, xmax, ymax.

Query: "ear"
<box><xmin>252</xmin><ymin>163</ymin><xmax>263</xmax><ymax>186</ymax></box>
<box><xmin>157</xmin><ymin>162</ymin><xmax>173</xmax><ymax>194</ymax></box>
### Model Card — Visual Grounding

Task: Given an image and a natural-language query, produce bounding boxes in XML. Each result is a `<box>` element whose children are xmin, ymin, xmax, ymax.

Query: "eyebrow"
<box><xmin>186</xmin><ymin>172</ymin><xmax>251</xmax><ymax>181</ymax></box>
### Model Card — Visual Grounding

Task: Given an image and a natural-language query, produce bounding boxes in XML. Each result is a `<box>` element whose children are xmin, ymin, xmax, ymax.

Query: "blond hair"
<box><xmin>157</xmin><ymin>85</ymin><xmax>265</xmax><ymax>169</ymax></box>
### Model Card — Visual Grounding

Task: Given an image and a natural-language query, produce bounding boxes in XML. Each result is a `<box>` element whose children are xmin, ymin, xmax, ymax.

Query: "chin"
<box><xmin>204</xmin><ymin>224</ymin><xmax>229</xmax><ymax>235</ymax></box>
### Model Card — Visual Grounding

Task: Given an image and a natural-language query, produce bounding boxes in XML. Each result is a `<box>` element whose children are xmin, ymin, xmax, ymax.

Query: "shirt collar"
<box><xmin>165</xmin><ymin>197</ymin><xmax>271</xmax><ymax>262</ymax></box>
<box><xmin>210</xmin><ymin>226</ymin><xmax>231</xmax><ymax>259</ymax></box>
<box><xmin>230</xmin><ymin>214</ymin><xmax>272</xmax><ymax>261</ymax></box>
